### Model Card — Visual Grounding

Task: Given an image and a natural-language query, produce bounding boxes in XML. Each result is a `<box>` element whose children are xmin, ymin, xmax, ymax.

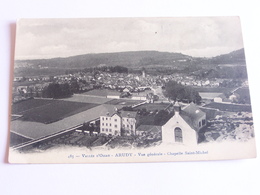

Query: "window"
<box><xmin>102</xmin><ymin>117</ymin><xmax>104</xmax><ymax>121</ymax></box>
<box><xmin>199</xmin><ymin>121</ymin><xmax>202</xmax><ymax>127</ymax></box>
<box><xmin>174</xmin><ymin>127</ymin><xmax>183</xmax><ymax>143</ymax></box>
<box><xmin>115</xmin><ymin>125</ymin><xmax>117</xmax><ymax>128</ymax></box>
<box><xmin>127</xmin><ymin>119</ymin><xmax>129</xmax><ymax>122</ymax></box>
<box><xmin>106</xmin><ymin>118</ymin><xmax>108</xmax><ymax>120</ymax></box>
<box><xmin>127</xmin><ymin>125</ymin><xmax>129</xmax><ymax>128</ymax></box>
<box><xmin>131</xmin><ymin>125</ymin><xmax>133</xmax><ymax>129</ymax></box>
<box><xmin>106</xmin><ymin>123</ymin><xmax>108</xmax><ymax>126</ymax></box>
<box><xmin>102</xmin><ymin>128</ymin><xmax>104</xmax><ymax>131</ymax></box>
<box><xmin>110</xmin><ymin>123</ymin><xmax>111</xmax><ymax>126</ymax></box>
<box><xmin>202</xmin><ymin>119</ymin><xmax>206</xmax><ymax>126</ymax></box>
<box><xmin>102</xmin><ymin>123</ymin><xmax>104</xmax><ymax>126</ymax></box>
<box><xmin>114</xmin><ymin>119</ymin><xmax>117</xmax><ymax>122</ymax></box>
<box><xmin>106</xmin><ymin>129</ymin><xmax>108</xmax><ymax>132</ymax></box>
<box><xmin>109</xmin><ymin>129</ymin><xmax>112</xmax><ymax>132</ymax></box>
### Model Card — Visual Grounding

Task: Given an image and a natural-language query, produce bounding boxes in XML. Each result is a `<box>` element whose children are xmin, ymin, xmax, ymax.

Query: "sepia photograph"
<box><xmin>9</xmin><ymin>17</ymin><xmax>256</xmax><ymax>163</ymax></box>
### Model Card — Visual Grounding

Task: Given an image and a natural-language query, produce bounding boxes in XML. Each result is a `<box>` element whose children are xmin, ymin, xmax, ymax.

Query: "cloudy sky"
<box><xmin>15</xmin><ymin>17</ymin><xmax>244</xmax><ymax>60</ymax></box>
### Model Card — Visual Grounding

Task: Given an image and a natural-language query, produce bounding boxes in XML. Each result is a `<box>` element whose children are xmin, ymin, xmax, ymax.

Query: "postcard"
<box><xmin>8</xmin><ymin>17</ymin><xmax>256</xmax><ymax>163</ymax></box>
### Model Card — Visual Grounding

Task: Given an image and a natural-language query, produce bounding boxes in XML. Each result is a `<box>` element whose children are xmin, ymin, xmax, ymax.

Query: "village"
<box><xmin>12</xmin><ymin>67</ymin><xmax>248</xmax><ymax>103</ymax></box>
<box><xmin>10</xmin><ymin>66</ymin><xmax>254</xmax><ymax>152</ymax></box>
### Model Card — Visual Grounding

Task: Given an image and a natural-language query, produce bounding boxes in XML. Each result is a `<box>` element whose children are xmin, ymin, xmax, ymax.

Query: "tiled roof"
<box><xmin>181</xmin><ymin>103</ymin><xmax>205</xmax><ymax>120</ymax></box>
<box><xmin>100</xmin><ymin>105</ymin><xmax>121</xmax><ymax>117</ymax></box>
<box><xmin>121</xmin><ymin>111</ymin><xmax>137</xmax><ymax>118</ymax></box>
<box><xmin>180</xmin><ymin>103</ymin><xmax>206</xmax><ymax>130</ymax></box>
<box><xmin>100</xmin><ymin>107</ymin><xmax>137</xmax><ymax>118</ymax></box>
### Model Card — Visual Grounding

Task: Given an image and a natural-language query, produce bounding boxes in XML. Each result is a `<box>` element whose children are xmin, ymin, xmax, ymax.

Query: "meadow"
<box><xmin>13</xmin><ymin>99</ymin><xmax>99</xmax><ymax>124</ymax></box>
<box><xmin>203</xmin><ymin>102</ymin><xmax>252</xmax><ymax>112</ymax></box>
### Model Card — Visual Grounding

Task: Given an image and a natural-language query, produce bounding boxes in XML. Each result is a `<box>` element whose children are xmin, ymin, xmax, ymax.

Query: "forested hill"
<box><xmin>15</xmin><ymin>48</ymin><xmax>245</xmax><ymax>70</ymax></box>
<box><xmin>210</xmin><ymin>48</ymin><xmax>246</xmax><ymax>64</ymax></box>
<box><xmin>15</xmin><ymin>51</ymin><xmax>192</xmax><ymax>69</ymax></box>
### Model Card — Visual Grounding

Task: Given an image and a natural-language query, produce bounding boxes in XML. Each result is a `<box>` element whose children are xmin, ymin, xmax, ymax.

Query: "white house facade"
<box><xmin>162</xmin><ymin>102</ymin><xmax>206</xmax><ymax>146</ymax></box>
<box><xmin>100</xmin><ymin>113</ymin><xmax>121</xmax><ymax>136</ymax></box>
<box><xmin>121</xmin><ymin>111</ymin><xmax>138</xmax><ymax>136</ymax></box>
<box><xmin>100</xmin><ymin>110</ymin><xmax>138</xmax><ymax>136</ymax></box>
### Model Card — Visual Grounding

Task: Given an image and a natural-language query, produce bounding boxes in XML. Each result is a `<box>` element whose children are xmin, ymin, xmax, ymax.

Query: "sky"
<box><xmin>15</xmin><ymin>17</ymin><xmax>244</xmax><ymax>60</ymax></box>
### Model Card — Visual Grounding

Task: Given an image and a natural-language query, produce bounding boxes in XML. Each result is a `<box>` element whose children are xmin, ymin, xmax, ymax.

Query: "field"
<box><xmin>14</xmin><ymin>67</ymin><xmax>67</xmax><ymax>77</ymax></box>
<box><xmin>12</xmin><ymin>80</ymin><xmax>40</xmax><ymax>88</ymax></box>
<box><xmin>234</xmin><ymin>87</ymin><xmax>251</xmax><ymax>104</ymax></box>
<box><xmin>199</xmin><ymin>92</ymin><xmax>222</xmax><ymax>99</ymax></box>
<box><xmin>82</xmin><ymin>89</ymin><xmax>120</xmax><ymax>97</ymax></box>
<box><xmin>203</xmin><ymin>102</ymin><xmax>252</xmax><ymax>112</ymax></box>
<box><xmin>105</xmin><ymin>99</ymin><xmax>144</xmax><ymax>106</ymax></box>
<box><xmin>12</xmin><ymin>98</ymin><xmax>55</xmax><ymax>114</ymax></box>
<box><xmin>14</xmin><ymin>99</ymin><xmax>99</xmax><ymax>123</ymax></box>
<box><xmin>234</xmin><ymin>87</ymin><xmax>250</xmax><ymax>95</ymax></box>
<box><xmin>9</xmin><ymin>132</ymin><xmax>32</xmax><ymax>147</ymax></box>
<box><xmin>61</xmin><ymin>94</ymin><xmax>112</xmax><ymax>104</ymax></box>
<box><xmin>133</xmin><ymin>103</ymin><xmax>170</xmax><ymax>111</ymax></box>
<box><xmin>193</xmin><ymin>87</ymin><xmax>234</xmax><ymax>93</ymax></box>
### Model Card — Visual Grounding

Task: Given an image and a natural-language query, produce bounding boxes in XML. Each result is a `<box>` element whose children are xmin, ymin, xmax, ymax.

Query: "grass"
<box><xmin>234</xmin><ymin>87</ymin><xmax>250</xmax><ymax>95</ymax></box>
<box><xmin>133</xmin><ymin>103</ymin><xmax>170</xmax><ymax>111</ymax></box>
<box><xmin>105</xmin><ymin>99</ymin><xmax>143</xmax><ymax>106</ymax></box>
<box><xmin>17</xmin><ymin>99</ymin><xmax>99</xmax><ymax>124</ymax></box>
<box><xmin>12</xmin><ymin>98</ymin><xmax>55</xmax><ymax>114</ymax></box>
<box><xmin>193</xmin><ymin>87</ymin><xmax>234</xmax><ymax>93</ymax></box>
<box><xmin>62</xmin><ymin>95</ymin><xmax>112</xmax><ymax>104</ymax></box>
<box><xmin>82</xmin><ymin>89</ymin><xmax>119</xmax><ymax>97</ymax></box>
<box><xmin>203</xmin><ymin>102</ymin><xmax>252</xmax><ymax>112</ymax></box>
<box><xmin>234</xmin><ymin>87</ymin><xmax>251</xmax><ymax>104</ymax></box>
<box><xmin>9</xmin><ymin>132</ymin><xmax>32</xmax><ymax>147</ymax></box>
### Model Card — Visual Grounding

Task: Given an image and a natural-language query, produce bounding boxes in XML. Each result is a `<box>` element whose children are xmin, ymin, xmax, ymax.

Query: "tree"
<box><xmin>70</xmin><ymin>80</ymin><xmax>80</xmax><ymax>93</ymax></box>
<box><xmin>42</xmin><ymin>83</ymin><xmax>72</xmax><ymax>98</ymax></box>
<box><xmin>164</xmin><ymin>80</ymin><xmax>201</xmax><ymax>103</ymax></box>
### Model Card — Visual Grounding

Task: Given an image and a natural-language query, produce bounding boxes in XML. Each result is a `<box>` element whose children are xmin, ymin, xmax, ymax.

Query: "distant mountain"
<box><xmin>210</xmin><ymin>48</ymin><xmax>246</xmax><ymax>64</ymax></box>
<box><xmin>14</xmin><ymin>48</ymin><xmax>246</xmax><ymax>77</ymax></box>
<box><xmin>15</xmin><ymin>51</ymin><xmax>192</xmax><ymax>69</ymax></box>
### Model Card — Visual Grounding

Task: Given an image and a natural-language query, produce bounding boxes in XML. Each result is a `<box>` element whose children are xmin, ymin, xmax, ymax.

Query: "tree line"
<box><xmin>42</xmin><ymin>83</ymin><xmax>73</xmax><ymax>98</ymax></box>
<box><xmin>163</xmin><ymin>80</ymin><xmax>201</xmax><ymax>104</ymax></box>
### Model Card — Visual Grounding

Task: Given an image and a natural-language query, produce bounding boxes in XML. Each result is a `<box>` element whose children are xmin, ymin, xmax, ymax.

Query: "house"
<box><xmin>106</xmin><ymin>90</ymin><xmax>121</xmax><ymax>99</ymax></box>
<box><xmin>121</xmin><ymin>111</ymin><xmax>138</xmax><ymax>136</ymax></box>
<box><xmin>213</xmin><ymin>94</ymin><xmax>232</xmax><ymax>103</ymax></box>
<box><xmin>162</xmin><ymin>102</ymin><xmax>206</xmax><ymax>145</ymax></box>
<box><xmin>100</xmin><ymin>110</ymin><xmax>121</xmax><ymax>136</ymax></box>
<box><xmin>229</xmin><ymin>93</ymin><xmax>240</xmax><ymax>103</ymax></box>
<box><xmin>131</xmin><ymin>93</ymin><xmax>147</xmax><ymax>100</ymax></box>
<box><xmin>99</xmin><ymin>108</ymin><xmax>138</xmax><ymax>136</ymax></box>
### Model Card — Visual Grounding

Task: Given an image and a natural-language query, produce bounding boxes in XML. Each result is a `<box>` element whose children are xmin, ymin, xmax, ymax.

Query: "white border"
<box><xmin>1</xmin><ymin>1</ymin><xmax>260</xmax><ymax>195</ymax></box>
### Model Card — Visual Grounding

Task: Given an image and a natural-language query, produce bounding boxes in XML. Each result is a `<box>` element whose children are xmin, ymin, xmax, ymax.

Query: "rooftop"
<box><xmin>180</xmin><ymin>103</ymin><xmax>206</xmax><ymax>130</ymax></box>
<box><xmin>121</xmin><ymin>111</ymin><xmax>138</xmax><ymax>118</ymax></box>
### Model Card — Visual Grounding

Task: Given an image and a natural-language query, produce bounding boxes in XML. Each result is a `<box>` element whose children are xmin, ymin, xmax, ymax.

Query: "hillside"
<box><xmin>14</xmin><ymin>48</ymin><xmax>246</xmax><ymax>77</ymax></box>
<box><xmin>15</xmin><ymin>51</ymin><xmax>192</xmax><ymax>69</ymax></box>
<box><xmin>210</xmin><ymin>48</ymin><xmax>246</xmax><ymax>64</ymax></box>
